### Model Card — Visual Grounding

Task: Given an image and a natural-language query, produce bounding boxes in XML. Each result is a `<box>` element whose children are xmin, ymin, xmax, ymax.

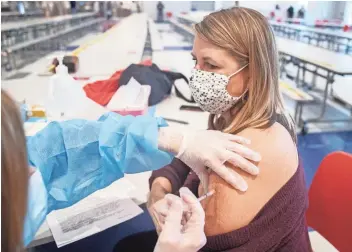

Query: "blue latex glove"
<box><xmin>24</xmin><ymin>112</ymin><xmax>173</xmax><ymax>246</ymax></box>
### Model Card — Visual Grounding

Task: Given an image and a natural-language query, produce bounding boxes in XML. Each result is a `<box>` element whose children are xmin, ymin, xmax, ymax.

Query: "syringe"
<box><xmin>184</xmin><ymin>189</ymin><xmax>215</xmax><ymax>214</ymax></box>
<box><xmin>197</xmin><ymin>189</ymin><xmax>215</xmax><ymax>202</ymax></box>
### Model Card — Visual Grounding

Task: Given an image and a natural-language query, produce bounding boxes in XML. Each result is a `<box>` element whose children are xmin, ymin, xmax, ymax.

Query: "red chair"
<box><xmin>306</xmin><ymin>151</ymin><xmax>352</xmax><ymax>252</ymax></box>
<box><xmin>166</xmin><ymin>12</ymin><xmax>173</xmax><ymax>18</ymax></box>
<box><xmin>343</xmin><ymin>25</ymin><xmax>349</xmax><ymax>32</ymax></box>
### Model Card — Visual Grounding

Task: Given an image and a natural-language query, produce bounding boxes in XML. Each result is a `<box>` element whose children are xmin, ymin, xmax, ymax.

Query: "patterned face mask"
<box><xmin>189</xmin><ymin>64</ymin><xmax>248</xmax><ymax>114</ymax></box>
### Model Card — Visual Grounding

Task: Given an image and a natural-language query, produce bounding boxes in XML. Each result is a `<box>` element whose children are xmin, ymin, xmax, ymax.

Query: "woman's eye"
<box><xmin>206</xmin><ymin>62</ymin><xmax>218</xmax><ymax>69</ymax></box>
<box><xmin>192</xmin><ymin>58</ymin><xmax>197</xmax><ymax>65</ymax></box>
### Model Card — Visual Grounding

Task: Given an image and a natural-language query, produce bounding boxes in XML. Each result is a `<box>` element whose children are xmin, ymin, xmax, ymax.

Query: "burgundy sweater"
<box><xmin>149</xmin><ymin>157</ymin><xmax>312</xmax><ymax>252</ymax></box>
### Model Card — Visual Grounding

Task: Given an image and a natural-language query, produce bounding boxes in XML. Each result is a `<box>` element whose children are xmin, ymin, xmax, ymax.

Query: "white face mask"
<box><xmin>189</xmin><ymin>64</ymin><xmax>248</xmax><ymax>114</ymax></box>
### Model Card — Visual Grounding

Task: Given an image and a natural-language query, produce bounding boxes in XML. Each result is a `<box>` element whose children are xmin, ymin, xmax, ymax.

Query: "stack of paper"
<box><xmin>46</xmin><ymin>178</ymin><xmax>143</xmax><ymax>247</ymax></box>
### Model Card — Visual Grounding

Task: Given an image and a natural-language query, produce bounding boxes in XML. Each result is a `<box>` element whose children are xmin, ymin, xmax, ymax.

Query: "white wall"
<box><xmin>331</xmin><ymin>1</ymin><xmax>347</xmax><ymax>20</ymax></box>
<box><xmin>141</xmin><ymin>1</ymin><xmax>350</xmax><ymax>24</ymax></box>
<box><xmin>305</xmin><ymin>1</ymin><xmax>348</xmax><ymax>25</ymax></box>
<box><xmin>191</xmin><ymin>1</ymin><xmax>215</xmax><ymax>11</ymax></box>
<box><xmin>345</xmin><ymin>1</ymin><xmax>352</xmax><ymax>24</ymax></box>
<box><xmin>141</xmin><ymin>1</ymin><xmax>237</xmax><ymax>21</ymax></box>
<box><xmin>238</xmin><ymin>1</ymin><xmax>304</xmax><ymax>17</ymax></box>
<box><xmin>305</xmin><ymin>1</ymin><xmax>330</xmax><ymax>25</ymax></box>
<box><xmin>215</xmin><ymin>1</ymin><xmax>237</xmax><ymax>10</ymax></box>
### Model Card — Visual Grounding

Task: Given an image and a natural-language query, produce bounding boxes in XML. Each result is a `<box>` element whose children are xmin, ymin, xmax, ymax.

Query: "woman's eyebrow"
<box><xmin>192</xmin><ymin>53</ymin><xmax>221</xmax><ymax>65</ymax></box>
<box><xmin>203</xmin><ymin>56</ymin><xmax>213</xmax><ymax>61</ymax></box>
<box><xmin>203</xmin><ymin>56</ymin><xmax>219</xmax><ymax>64</ymax></box>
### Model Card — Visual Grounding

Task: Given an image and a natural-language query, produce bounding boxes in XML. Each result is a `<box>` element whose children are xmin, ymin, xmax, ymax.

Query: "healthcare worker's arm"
<box><xmin>25</xmin><ymin>113</ymin><xmax>173</xmax><ymax>245</ymax></box>
<box><xmin>24</xmin><ymin>112</ymin><xmax>260</xmax><ymax>245</ymax></box>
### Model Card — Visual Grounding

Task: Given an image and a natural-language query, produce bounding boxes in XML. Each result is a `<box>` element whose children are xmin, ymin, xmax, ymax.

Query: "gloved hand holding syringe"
<box><xmin>153</xmin><ymin>187</ymin><xmax>212</xmax><ymax>252</ymax></box>
<box><xmin>180</xmin><ymin>189</ymin><xmax>215</xmax><ymax>231</ymax></box>
<box><xmin>185</xmin><ymin>189</ymin><xmax>215</xmax><ymax>212</ymax></box>
<box><xmin>150</xmin><ymin>188</ymin><xmax>215</xmax><ymax>232</ymax></box>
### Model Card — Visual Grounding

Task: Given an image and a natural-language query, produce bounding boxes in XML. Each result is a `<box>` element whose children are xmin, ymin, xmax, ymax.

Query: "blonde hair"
<box><xmin>195</xmin><ymin>7</ymin><xmax>295</xmax><ymax>136</ymax></box>
<box><xmin>2</xmin><ymin>90</ymin><xmax>29</xmax><ymax>252</ymax></box>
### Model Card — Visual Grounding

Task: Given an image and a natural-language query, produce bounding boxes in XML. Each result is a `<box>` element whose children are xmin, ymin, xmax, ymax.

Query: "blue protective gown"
<box><xmin>24</xmin><ymin>112</ymin><xmax>173</xmax><ymax>246</ymax></box>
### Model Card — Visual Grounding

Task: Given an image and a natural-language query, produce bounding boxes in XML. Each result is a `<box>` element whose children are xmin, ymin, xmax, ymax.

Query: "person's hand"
<box><xmin>154</xmin><ymin>188</ymin><xmax>206</xmax><ymax>252</ymax></box>
<box><xmin>148</xmin><ymin>197</ymin><xmax>168</xmax><ymax>235</ymax></box>
<box><xmin>148</xmin><ymin>195</ymin><xmax>188</xmax><ymax>235</ymax></box>
<box><xmin>176</xmin><ymin>130</ymin><xmax>261</xmax><ymax>192</ymax></box>
<box><xmin>147</xmin><ymin>177</ymin><xmax>173</xmax><ymax>234</ymax></box>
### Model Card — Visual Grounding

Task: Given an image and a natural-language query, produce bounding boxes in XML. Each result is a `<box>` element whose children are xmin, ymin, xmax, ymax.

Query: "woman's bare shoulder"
<box><xmin>238</xmin><ymin>122</ymin><xmax>298</xmax><ymax>171</ymax></box>
<box><xmin>201</xmin><ymin>123</ymin><xmax>298</xmax><ymax>236</ymax></box>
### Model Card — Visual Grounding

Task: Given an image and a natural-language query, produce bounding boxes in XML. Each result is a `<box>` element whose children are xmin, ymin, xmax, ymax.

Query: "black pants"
<box><xmin>113</xmin><ymin>230</ymin><xmax>158</xmax><ymax>252</ymax></box>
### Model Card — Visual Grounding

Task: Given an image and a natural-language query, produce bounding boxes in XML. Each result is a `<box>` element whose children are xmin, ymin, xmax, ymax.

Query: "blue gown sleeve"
<box><xmin>24</xmin><ymin>112</ymin><xmax>173</xmax><ymax>246</ymax></box>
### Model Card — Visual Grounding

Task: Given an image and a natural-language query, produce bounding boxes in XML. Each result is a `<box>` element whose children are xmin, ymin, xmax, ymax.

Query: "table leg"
<box><xmin>304</xmin><ymin>72</ymin><xmax>333</xmax><ymax>123</ymax></box>
<box><xmin>302</xmin><ymin>63</ymin><xmax>307</xmax><ymax>87</ymax></box>
<box><xmin>346</xmin><ymin>39</ymin><xmax>351</xmax><ymax>54</ymax></box>
<box><xmin>296</xmin><ymin>62</ymin><xmax>302</xmax><ymax>87</ymax></box>
<box><xmin>294</xmin><ymin>102</ymin><xmax>300</xmax><ymax>124</ymax></box>
<box><xmin>298</xmin><ymin>104</ymin><xmax>304</xmax><ymax>128</ymax></box>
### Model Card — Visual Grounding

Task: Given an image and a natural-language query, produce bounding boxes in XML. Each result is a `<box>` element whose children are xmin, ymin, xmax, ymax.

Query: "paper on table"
<box><xmin>46</xmin><ymin>178</ymin><xmax>143</xmax><ymax>248</ymax></box>
<box><xmin>24</xmin><ymin>122</ymin><xmax>49</xmax><ymax>136</ymax></box>
<box><xmin>107</xmin><ymin>77</ymin><xmax>150</xmax><ymax>110</ymax></box>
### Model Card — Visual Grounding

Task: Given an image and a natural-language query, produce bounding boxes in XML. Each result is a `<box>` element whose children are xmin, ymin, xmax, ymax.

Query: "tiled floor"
<box><xmin>298</xmin><ymin>130</ymin><xmax>352</xmax><ymax>187</ymax></box>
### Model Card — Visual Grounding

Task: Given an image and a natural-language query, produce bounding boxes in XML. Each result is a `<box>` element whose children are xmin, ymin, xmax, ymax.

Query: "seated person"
<box><xmin>149</xmin><ymin>7</ymin><xmax>311</xmax><ymax>252</ymax></box>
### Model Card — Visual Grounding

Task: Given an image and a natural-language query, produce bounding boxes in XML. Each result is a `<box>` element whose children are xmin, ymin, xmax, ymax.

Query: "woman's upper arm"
<box><xmin>200</xmin><ymin>124</ymin><xmax>298</xmax><ymax>236</ymax></box>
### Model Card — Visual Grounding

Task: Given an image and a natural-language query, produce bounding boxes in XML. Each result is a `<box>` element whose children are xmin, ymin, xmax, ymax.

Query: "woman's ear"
<box><xmin>239</xmin><ymin>69</ymin><xmax>250</xmax><ymax>94</ymax></box>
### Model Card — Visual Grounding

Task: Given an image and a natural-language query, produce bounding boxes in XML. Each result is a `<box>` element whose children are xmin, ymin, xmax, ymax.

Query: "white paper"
<box><xmin>107</xmin><ymin>77</ymin><xmax>151</xmax><ymax>111</ymax></box>
<box><xmin>46</xmin><ymin>178</ymin><xmax>143</xmax><ymax>248</ymax></box>
<box><xmin>24</xmin><ymin>122</ymin><xmax>48</xmax><ymax>136</ymax></box>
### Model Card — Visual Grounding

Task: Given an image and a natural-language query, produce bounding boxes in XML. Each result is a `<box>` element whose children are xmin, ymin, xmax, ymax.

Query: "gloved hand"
<box><xmin>176</xmin><ymin>130</ymin><xmax>261</xmax><ymax>192</ymax></box>
<box><xmin>154</xmin><ymin>188</ymin><xmax>206</xmax><ymax>252</ymax></box>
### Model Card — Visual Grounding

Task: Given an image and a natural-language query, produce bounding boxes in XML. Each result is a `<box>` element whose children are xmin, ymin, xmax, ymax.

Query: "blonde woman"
<box><xmin>148</xmin><ymin>7</ymin><xmax>311</xmax><ymax>252</ymax></box>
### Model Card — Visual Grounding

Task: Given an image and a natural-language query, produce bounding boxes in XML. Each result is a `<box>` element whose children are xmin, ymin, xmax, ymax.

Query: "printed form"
<box><xmin>46</xmin><ymin>178</ymin><xmax>143</xmax><ymax>247</ymax></box>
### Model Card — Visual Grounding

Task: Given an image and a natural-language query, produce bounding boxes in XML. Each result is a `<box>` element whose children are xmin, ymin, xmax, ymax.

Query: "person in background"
<box><xmin>273</xmin><ymin>4</ymin><xmax>283</xmax><ymax>21</ymax></box>
<box><xmin>157</xmin><ymin>1</ymin><xmax>164</xmax><ymax>22</ymax></box>
<box><xmin>98</xmin><ymin>1</ymin><xmax>105</xmax><ymax>17</ymax></box>
<box><xmin>17</xmin><ymin>1</ymin><xmax>25</xmax><ymax>15</ymax></box>
<box><xmin>298</xmin><ymin>6</ymin><xmax>305</xmax><ymax>19</ymax></box>
<box><xmin>131</xmin><ymin>1</ymin><xmax>137</xmax><ymax>13</ymax></box>
<box><xmin>69</xmin><ymin>1</ymin><xmax>76</xmax><ymax>14</ymax></box>
<box><xmin>287</xmin><ymin>5</ymin><xmax>294</xmax><ymax>19</ymax></box>
<box><xmin>116</xmin><ymin>1</ymin><xmax>123</xmax><ymax>17</ymax></box>
<box><xmin>106</xmin><ymin>1</ymin><xmax>112</xmax><ymax>20</ymax></box>
<box><xmin>136</xmin><ymin>2</ymin><xmax>141</xmax><ymax>13</ymax></box>
<box><xmin>191</xmin><ymin>4</ymin><xmax>197</xmax><ymax>11</ymax></box>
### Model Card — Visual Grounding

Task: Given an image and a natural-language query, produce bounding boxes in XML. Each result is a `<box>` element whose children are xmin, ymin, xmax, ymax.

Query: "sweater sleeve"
<box><xmin>149</xmin><ymin>158</ymin><xmax>191</xmax><ymax>194</ymax></box>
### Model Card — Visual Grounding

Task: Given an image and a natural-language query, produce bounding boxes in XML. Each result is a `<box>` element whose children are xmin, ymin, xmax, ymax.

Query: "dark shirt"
<box><xmin>157</xmin><ymin>2</ymin><xmax>164</xmax><ymax>12</ymax></box>
<box><xmin>287</xmin><ymin>6</ymin><xmax>294</xmax><ymax>18</ymax></box>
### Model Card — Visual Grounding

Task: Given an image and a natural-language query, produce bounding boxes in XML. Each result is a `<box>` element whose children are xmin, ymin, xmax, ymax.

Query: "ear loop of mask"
<box><xmin>227</xmin><ymin>63</ymin><xmax>250</xmax><ymax>102</ymax></box>
<box><xmin>228</xmin><ymin>63</ymin><xmax>249</xmax><ymax>79</ymax></box>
